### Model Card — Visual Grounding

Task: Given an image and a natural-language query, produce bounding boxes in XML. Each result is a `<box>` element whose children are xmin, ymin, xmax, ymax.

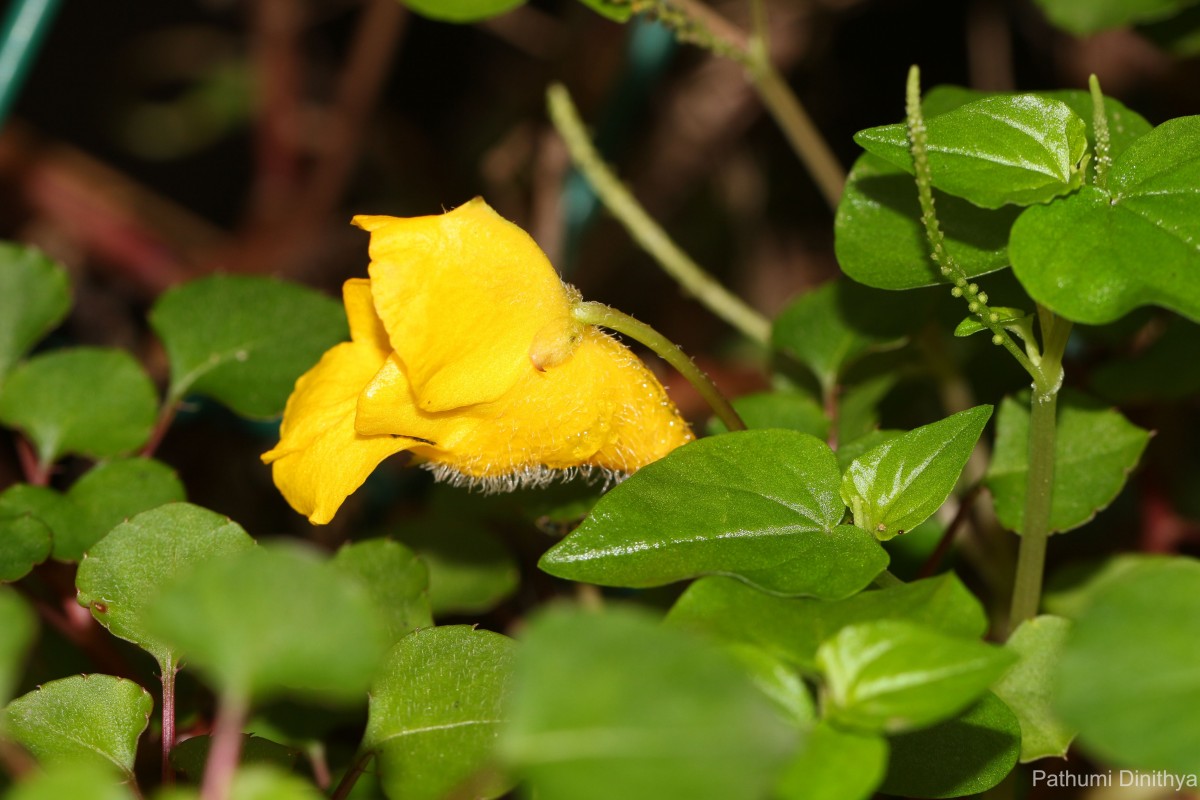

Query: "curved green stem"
<box><xmin>572</xmin><ymin>300</ymin><xmax>746</xmax><ymax>432</ymax></box>
<box><xmin>548</xmin><ymin>84</ymin><xmax>771</xmax><ymax>345</ymax></box>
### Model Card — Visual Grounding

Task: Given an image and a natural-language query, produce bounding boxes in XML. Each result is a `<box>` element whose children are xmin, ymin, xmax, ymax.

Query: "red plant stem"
<box><xmin>141</xmin><ymin>399</ymin><xmax>179</xmax><ymax>458</ymax></box>
<box><xmin>330</xmin><ymin>751</ymin><xmax>374</xmax><ymax>800</ymax></box>
<box><xmin>201</xmin><ymin>692</ymin><xmax>249</xmax><ymax>800</ymax></box>
<box><xmin>161</xmin><ymin>656</ymin><xmax>179</xmax><ymax>785</ymax></box>
<box><xmin>15</xmin><ymin>435</ymin><xmax>49</xmax><ymax>486</ymax></box>
<box><xmin>918</xmin><ymin>485</ymin><xmax>982</xmax><ymax>579</ymax></box>
<box><xmin>0</xmin><ymin>738</ymin><xmax>35</xmax><ymax>778</ymax></box>
<box><xmin>248</xmin><ymin>0</ymin><xmax>304</xmax><ymax>226</ymax></box>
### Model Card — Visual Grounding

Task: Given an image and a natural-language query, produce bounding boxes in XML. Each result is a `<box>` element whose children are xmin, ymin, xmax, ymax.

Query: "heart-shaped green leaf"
<box><xmin>0</xmin><ymin>245</ymin><xmax>70</xmax><ymax>386</ymax></box>
<box><xmin>772</xmin><ymin>280</ymin><xmax>913</xmax><ymax>391</ymax></box>
<box><xmin>774</xmin><ymin>721</ymin><xmax>887</xmax><ymax>800</ymax></box>
<box><xmin>842</xmin><ymin>406</ymin><xmax>992</xmax><ymax>540</ymax></box>
<box><xmin>0</xmin><ymin>458</ymin><xmax>186</xmax><ymax>562</ymax></box>
<box><xmin>881</xmin><ymin>692</ymin><xmax>1021</xmax><ymax>798</ymax></box>
<box><xmin>1010</xmin><ymin>116</ymin><xmax>1200</xmax><ymax>324</ymax></box>
<box><xmin>331</xmin><ymin>538</ymin><xmax>432</xmax><ymax>643</ymax></box>
<box><xmin>1056</xmin><ymin>557</ymin><xmax>1200</xmax><ymax>773</ymax></box>
<box><xmin>146</xmin><ymin>544</ymin><xmax>389</xmax><ymax>703</ymax></box>
<box><xmin>817</xmin><ymin>620</ymin><xmax>1017</xmax><ymax>733</ymax></box>
<box><xmin>75</xmin><ymin>502</ymin><xmax>254</xmax><ymax>667</ymax></box>
<box><xmin>540</xmin><ymin>430</ymin><xmax>887</xmax><ymax>598</ymax></box>
<box><xmin>985</xmin><ymin>391</ymin><xmax>1149</xmax><ymax>534</ymax></box>
<box><xmin>365</xmin><ymin>625</ymin><xmax>516</xmax><ymax>800</ymax></box>
<box><xmin>993</xmin><ymin>615</ymin><xmax>1076</xmax><ymax>761</ymax></box>
<box><xmin>0</xmin><ymin>508</ymin><xmax>51</xmax><ymax>582</ymax></box>
<box><xmin>3</xmin><ymin>674</ymin><xmax>152</xmax><ymax>777</ymax></box>
<box><xmin>855</xmin><ymin>95</ymin><xmax>1088</xmax><ymax>209</ymax></box>
<box><xmin>0</xmin><ymin>348</ymin><xmax>158</xmax><ymax>464</ymax></box>
<box><xmin>835</xmin><ymin>152</ymin><xmax>1019</xmax><ymax>289</ymax></box>
<box><xmin>149</xmin><ymin>275</ymin><xmax>348</xmax><ymax>417</ymax></box>
<box><xmin>502</xmin><ymin>605</ymin><xmax>796</xmax><ymax>800</ymax></box>
<box><xmin>667</xmin><ymin>573</ymin><xmax>987</xmax><ymax>671</ymax></box>
<box><xmin>400</xmin><ymin>0</ymin><xmax>525</xmax><ymax>22</ymax></box>
<box><xmin>0</xmin><ymin>587</ymin><xmax>36</xmax><ymax>705</ymax></box>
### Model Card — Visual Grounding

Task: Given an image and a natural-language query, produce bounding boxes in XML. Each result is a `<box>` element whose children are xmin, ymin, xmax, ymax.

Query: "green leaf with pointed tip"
<box><xmin>1011</xmin><ymin>116</ymin><xmax>1200</xmax><ymax>324</ymax></box>
<box><xmin>149</xmin><ymin>275</ymin><xmax>347</xmax><ymax>417</ymax></box>
<box><xmin>775</xmin><ymin>721</ymin><xmax>887</xmax><ymax>800</ymax></box>
<box><xmin>772</xmin><ymin>280</ymin><xmax>912</xmax><ymax>391</ymax></box>
<box><xmin>954</xmin><ymin>307</ymin><xmax>1029</xmax><ymax>337</ymax></box>
<box><xmin>842</xmin><ymin>406</ymin><xmax>992</xmax><ymax>540</ymax></box>
<box><xmin>503</xmin><ymin>606</ymin><xmax>796</xmax><ymax>800</ymax></box>
<box><xmin>1056</xmin><ymin>557</ymin><xmax>1200</xmax><ymax>773</ymax></box>
<box><xmin>993</xmin><ymin>615</ymin><xmax>1076</xmax><ymax>761</ymax></box>
<box><xmin>0</xmin><ymin>508</ymin><xmax>51</xmax><ymax>582</ymax></box>
<box><xmin>75</xmin><ymin>503</ymin><xmax>254</xmax><ymax>666</ymax></box>
<box><xmin>0</xmin><ymin>458</ymin><xmax>186</xmax><ymax>562</ymax></box>
<box><xmin>1033</xmin><ymin>0</ymin><xmax>1198</xmax><ymax>35</ymax></box>
<box><xmin>147</xmin><ymin>544</ymin><xmax>389</xmax><ymax>703</ymax></box>
<box><xmin>168</xmin><ymin>735</ymin><xmax>301</xmax><ymax>781</ymax></box>
<box><xmin>3</xmin><ymin>674</ymin><xmax>152</xmax><ymax>777</ymax></box>
<box><xmin>0</xmin><ymin>348</ymin><xmax>158</xmax><ymax>464</ymax></box>
<box><xmin>835</xmin><ymin>430</ymin><xmax>902</xmax><ymax>473</ymax></box>
<box><xmin>0</xmin><ymin>245</ymin><xmax>70</xmax><ymax>385</ymax></box>
<box><xmin>835</xmin><ymin>152</ymin><xmax>1019</xmax><ymax>289</ymax></box>
<box><xmin>985</xmin><ymin>391</ymin><xmax>1149</xmax><ymax>534</ymax></box>
<box><xmin>540</xmin><ymin>431</ymin><xmax>887</xmax><ymax>598</ymax></box>
<box><xmin>882</xmin><ymin>692</ymin><xmax>1021</xmax><ymax>798</ymax></box>
<box><xmin>400</xmin><ymin>0</ymin><xmax>525</xmax><ymax>22</ymax></box>
<box><xmin>365</xmin><ymin>626</ymin><xmax>516</xmax><ymax>800</ymax></box>
<box><xmin>331</xmin><ymin>539</ymin><xmax>432</xmax><ymax>643</ymax></box>
<box><xmin>667</xmin><ymin>573</ymin><xmax>987</xmax><ymax>671</ymax></box>
<box><xmin>0</xmin><ymin>587</ymin><xmax>36</xmax><ymax>705</ymax></box>
<box><xmin>575</xmin><ymin>0</ymin><xmax>632</xmax><ymax>21</ymax></box>
<box><xmin>817</xmin><ymin>620</ymin><xmax>1017</xmax><ymax>733</ymax></box>
<box><xmin>708</xmin><ymin>391</ymin><xmax>829</xmax><ymax>440</ymax></box>
<box><xmin>3</xmin><ymin>761</ymin><xmax>136</xmax><ymax>800</ymax></box>
<box><xmin>855</xmin><ymin>95</ymin><xmax>1088</xmax><ymax>209</ymax></box>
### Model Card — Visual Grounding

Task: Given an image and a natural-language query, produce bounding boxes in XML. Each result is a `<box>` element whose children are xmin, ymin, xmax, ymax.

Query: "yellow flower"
<box><xmin>262</xmin><ymin>198</ymin><xmax>693</xmax><ymax>524</ymax></box>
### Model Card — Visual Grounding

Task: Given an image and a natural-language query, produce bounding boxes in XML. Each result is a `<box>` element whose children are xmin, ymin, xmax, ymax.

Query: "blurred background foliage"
<box><xmin>2</xmin><ymin>0</ymin><xmax>1198</xmax><ymax>651</ymax></box>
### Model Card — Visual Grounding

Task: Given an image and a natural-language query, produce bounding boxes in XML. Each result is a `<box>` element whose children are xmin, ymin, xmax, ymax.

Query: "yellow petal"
<box><xmin>353</xmin><ymin>198</ymin><xmax>572</xmax><ymax>412</ymax></box>
<box><xmin>262</xmin><ymin>340</ymin><xmax>412</xmax><ymax>525</ymax></box>
<box><xmin>360</xmin><ymin>327</ymin><xmax>693</xmax><ymax>485</ymax></box>
<box><xmin>343</xmin><ymin>278</ymin><xmax>389</xmax><ymax>351</ymax></box>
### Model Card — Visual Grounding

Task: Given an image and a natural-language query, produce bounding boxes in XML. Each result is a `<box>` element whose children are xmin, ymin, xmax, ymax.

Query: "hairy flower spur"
<box><xmin>262</xmin><ymin>198</ymin><xmax>693</xmax><ymax>524</ymax></box>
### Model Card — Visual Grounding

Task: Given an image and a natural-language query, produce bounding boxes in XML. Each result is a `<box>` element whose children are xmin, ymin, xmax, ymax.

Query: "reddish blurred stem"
<box><xmin>141</xmin><ymin>400</ymin><xmax>179</xmax><ymax>459</ymax></box>
<box><xmin>331</xmin><ymin>751</ymin><xmax>374</xmax><ymax>800</ymax></box>
<box><xmin>161</xmin><ymin>656</ymin><xmax>179</xmax><ymax>786</ymax></box>
<box><xmin>248</xmin><ymin>0</ymin><xmax>304</xmax><ymax>227</ymax></box>
<box><xmin>201</xmin><ymin>692</ymin><xmax>249</xmax><ymax>800</ymax></box>
<box><xmin>15</xmin><ymin>435</ymin><xmax>48</xmax><ymax>486</ymax></box>
<box><xmin>918</xmin><ymin>485</ymin><xmax>982</xmax><ymax>579</ymax></box>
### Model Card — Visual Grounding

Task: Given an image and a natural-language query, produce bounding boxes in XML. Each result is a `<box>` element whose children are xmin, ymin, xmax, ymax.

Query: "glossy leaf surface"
<box><xmin>1010</xmin><ymin>116</ymin><xmax>1200</xmax><ymax>324</ymax></box>
<box><xmin>817</xmin><ymin>620</ymin><xmax>1016</xmax><ymax>733</ymax></box>
<box><xmin>842</xmin><ymin>406</ymin><xmax>992</xmax><ymax>540</ymax></box>
<box><xmin>541</xmin><ymin>430</ymin><xmax>887</xmax><ymax>597</ymax></box>
<box><xmin>855</xmin><ymin>95</ymin><xmax>1088</xmax><ymax>208</ymax></box>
